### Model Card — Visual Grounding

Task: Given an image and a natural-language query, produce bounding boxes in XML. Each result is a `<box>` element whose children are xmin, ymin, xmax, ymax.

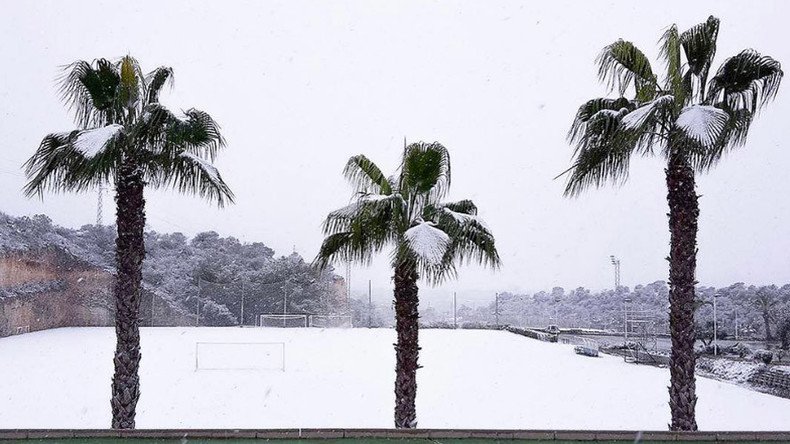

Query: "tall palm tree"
<box><xmin>562</xmin><ymin>17</ymin><xmax>782</xmax><ymax>430</ymax></box>
<box><xmin>24</xmin><ymin>56</ymin><xmax>233</xmax><ymax>428</ymax></box>
<box><xmin>314</xmin><ymin>142</ymin><xmax>500</xmax><ymax>428</ymax></box>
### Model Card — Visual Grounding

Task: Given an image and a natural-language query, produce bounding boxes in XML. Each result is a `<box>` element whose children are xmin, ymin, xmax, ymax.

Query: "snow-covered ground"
<box><xmin>1</xmin><ymin>327</ymin><xmax>789</xmax><ymax>430</ymax></box>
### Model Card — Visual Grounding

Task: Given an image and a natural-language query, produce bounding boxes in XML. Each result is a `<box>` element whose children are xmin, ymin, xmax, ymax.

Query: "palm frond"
<box><xmin>432</xmin><ymin>207</ymin><xmax>501</xmax><ymax>271</ymax></box>
<box><xmin>147</xmin><ymin>151</ymin><xmax>234</xmax><ymax>207</ymax></box>
<box><xmin>675</xmin><ymin>105</ymin><xmax>729</xmax><ymax>147</ymax></box>
<box><xmin>568</xmin><ymin>97</ymin><xmax>635</xmax><ymax>143</ymax></box>
<box><xmin>138</xmin><ymin>105</ymin><xmax>225</xmax><ymax>161</ymax></box>
<box><xmin>117</xmin><ymin>55</ymin><xmax>144</xmax><ymax>115</ymax></box>
<box><xmin>680</xmin><ymin>16</ymin><xmax>720</xmax><ymax>100</ymax></box>
<box><xmin>659</xmin><ymin>24</ymin><xmax>688</xmax><ymax>107</ymax></box>
<box><xmin>323</xmin><ymin>193</ymin><xmax>404</xmax><ymax>236</ymax></box>
<box><xmin>23</xmin><ymin>130</ymin><xmax>118</xmax><ymax>197</ymax></box>
<box><xmin>342</xmin><ymin>154</ymin><xmax>392</xmax><ymax>195</ymax></box>
<box><xmin>399</xmin><ymin>142</ymin><xmax>451</xmax><ymax>202</ymax></box>
<box><xmin>562</xmin><ymin>107</ymin><xmax>640</xmax><ymax>196</ymax></box>
<box><xmin>58</xmin><ymin>59</ymin><xmax>120</xmax><ymax>127</ymax></box>
<box><xmin>145</xmin><ymin>66</ymin><xmax>174</xmax><ymax>105</ymax></box>
<box><xmin>597</xmin><ymin>40</ymin><xmax>657</xmax><ymax>100</ymax></box>
<box><xmin>707</xmin><ymin>49</ymin><xmax>783</xmax><ymax>112</ymax></box>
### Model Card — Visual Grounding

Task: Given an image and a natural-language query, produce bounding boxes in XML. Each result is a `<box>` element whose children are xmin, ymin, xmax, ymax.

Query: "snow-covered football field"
<box><xmin>1</xmin><ymin>327</ymin><xmax>788</xmax><ymax>430</ymax></box>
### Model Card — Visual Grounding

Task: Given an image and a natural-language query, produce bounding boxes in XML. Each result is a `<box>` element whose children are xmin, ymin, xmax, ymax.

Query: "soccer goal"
<box><xmin>259</xmin><ymin>314</ymin><xmax>308</xmax><ymax>328</ymax></box>
<box><xmin>195</xmin><ymin>342</ymin><xmax>285</xmax><ymax>371</ymax></box>
<box><xmin>309</xmin><ymin>315</ymin><xmax>353</xmax><ymax>328</ymax></box>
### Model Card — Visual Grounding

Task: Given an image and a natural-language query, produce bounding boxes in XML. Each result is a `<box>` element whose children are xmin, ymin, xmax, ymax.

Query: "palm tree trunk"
<box><xmin>666</xmin><ymin>153</ymin><xmax>699</xmax><ymax>432</ymax></box>
<box><xmin>393</xmin><ymin>263</ymin><xmax>419</xmax><ymax>428</ymax></box>
<box><xmin>110</xmin><ymin>159</ymin><xmax>146</xmax><ymax>429</ymax></box>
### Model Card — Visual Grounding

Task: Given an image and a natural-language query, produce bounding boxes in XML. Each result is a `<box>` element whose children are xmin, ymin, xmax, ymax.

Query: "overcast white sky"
<box><xmin>1</xmin><ymin>0</ymin><xmax>788</xmax><ymax>304</ymax></box>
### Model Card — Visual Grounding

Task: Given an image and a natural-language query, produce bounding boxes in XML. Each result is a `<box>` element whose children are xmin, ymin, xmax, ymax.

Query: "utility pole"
<box><xmin>453</xmin><ymin>291</ymin><xmax>457</xmax><ymax>329</ymax></box>
<box><xmin>368</xmin><ymin>279</ymin><xmax>372</xmax><ymax>328</ymax></box>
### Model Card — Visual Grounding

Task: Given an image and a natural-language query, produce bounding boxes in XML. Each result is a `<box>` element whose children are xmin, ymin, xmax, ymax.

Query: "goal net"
<box><xmin>195</xmin><ymin>342</ymin><xmax>285</xmax><ymax>371</ymax></box>
<box><xmin>259</xmin><ymin>314</ymin><xmax>308</xmax><ymax>328</ymax></box>
<box><xmin>309</xmin><ymin>315</ymin><xmax>353</xmax><ymax>328</ymax></box>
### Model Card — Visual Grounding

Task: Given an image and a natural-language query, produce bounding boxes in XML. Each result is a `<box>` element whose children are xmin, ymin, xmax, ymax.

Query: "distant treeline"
<box><xmin>353</xmin><ymin>281</ymin><xmax>790</xmax><ymax>343</ymax></box>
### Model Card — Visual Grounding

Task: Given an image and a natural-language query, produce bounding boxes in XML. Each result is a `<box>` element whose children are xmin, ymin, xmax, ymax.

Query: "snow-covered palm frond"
<box><xmin>621</xmin><ymin>95</ymin><xmax>674</xmax><ymax>130</ymax></box>
<box><xmin>72</xmin><ymin>124</ymin><xmax>124</xmax><ymax>158</ymax></box>
<box><xmin>675</xmin><ymin>105</ymin><xmax>729</xmax><ymax>147</ymax></box>
<box><xmin>404</xmin><ymin>222</ymin><xmax>450</xmax><ymax>266</ymax></box>
<box><xmin>324</xmin><ymin>193</ymin><xmax>404</xmax><ymax>235</ymax></box>
<box><xmin>146</xmin><ymin>151</ymin><xmax>233</xmax><ymax>207</ymax></box>
<box><xmin>568</xmin><ymin>97</ymin><xmax>634</xmax><ymax>143</ymax></box>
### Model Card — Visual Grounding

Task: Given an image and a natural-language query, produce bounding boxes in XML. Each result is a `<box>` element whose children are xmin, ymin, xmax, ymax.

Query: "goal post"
<box><xmin>309</xmin><ymin>315</ymin><xmax>353</xmax><ymax>328</ymax></box>
<box><xmin>195</xmin><ymin>342</ymin><xmax>285</xmax><ymax>371</ymax></box>
<box><xmin>259</xmin><ymin>314</ymin><xmax>308</xmax><ymax>328</ymax></box>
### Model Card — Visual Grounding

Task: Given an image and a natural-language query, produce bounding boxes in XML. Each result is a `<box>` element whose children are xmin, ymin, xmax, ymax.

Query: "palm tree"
<box><xmin>562</xmin><ymin>17</ymin><xmax>782</xmax><ymax>430</ymax></box>
<box><xmin>24</xmin><ymin>56</ymin><xmax>233</xmax><ymax>428</ymax></box>
<box><xmin>314</xmin><ymin>142</ymin><xmax>500</xmax><ymax>428</ymax></box>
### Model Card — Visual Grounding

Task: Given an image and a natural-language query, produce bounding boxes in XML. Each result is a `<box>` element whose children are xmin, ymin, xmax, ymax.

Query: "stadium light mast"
<box><xmin>610</xmin><ymin>255</ymin><xmax>621</xmax><ymax>290</ymax></box>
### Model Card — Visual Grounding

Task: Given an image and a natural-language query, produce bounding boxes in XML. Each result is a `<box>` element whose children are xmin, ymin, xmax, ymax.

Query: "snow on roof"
<box><xmin>404</xmin><ymin>222</ymin><xmax>449</xmax><ymax>265</ymax></box>
<box><xmin>73</xmin><ymin>124</ymin><xmax>124</xmax><ymax>158</ymax></box>
<box><xmin>621</xmin><ymin>95</ymin><xmax>673</xmax><ymax>130</ymax></box>
<box><xmin>676</xmin><ymin>105</ymin><xmax>729</xmax><ymax>147</ymax></box>
<box><xmin>180</xmin><ymin>152</ymin><xmax>220</xmax><ymax>183</ymax></box>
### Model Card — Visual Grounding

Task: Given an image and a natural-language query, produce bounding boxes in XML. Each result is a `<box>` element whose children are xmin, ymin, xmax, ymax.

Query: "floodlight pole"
<box><xmin>368</xmin><ymin>280</ymin><xmax>372</xmax><ymax>328</ymax></box>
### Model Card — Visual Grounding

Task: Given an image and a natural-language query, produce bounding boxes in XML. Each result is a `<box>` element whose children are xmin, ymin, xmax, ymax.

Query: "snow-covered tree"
<box><xmin>22</xmin><ymin>56</ymin><xmax>233</xmax><ymax>429</ymax></box>
<box><xmin>314</xmin><ymin>142</ymin><xmax>500</xmax><ymax>428</ymax></box>
<box><xmin>562</xmin><ymin>16</ymin><xmax>782</xmax><ymax>430</ymax></box>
